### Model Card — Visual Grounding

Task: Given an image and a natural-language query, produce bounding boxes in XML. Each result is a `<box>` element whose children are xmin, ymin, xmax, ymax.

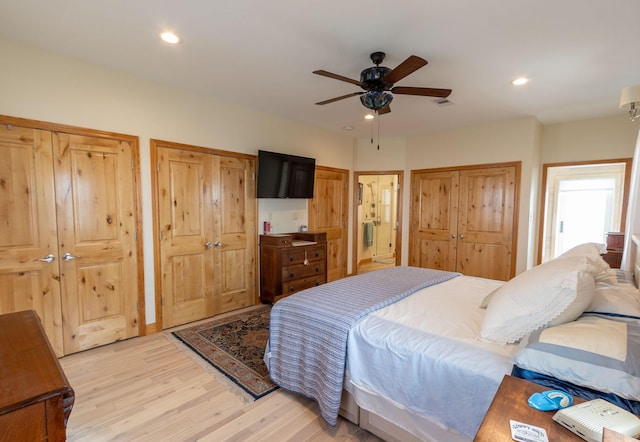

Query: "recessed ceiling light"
<box><xmin>364</xmin><ymin>114</ymin><xmax>375</xmax><ymax>120</ymax></box>
<box><xmin>160</xmin><ymin>31</ymin><xmax>181</xmax><ymax>44</ymax></box>
<box><xmin>342</xmin><ymin>125</ymin><xmax>354</xmax><ymax>131</ymax></box>
<box><xmin>511</xmin><ymin>77</ymin><xmax>529</xmax><ymax>86</ymax></box>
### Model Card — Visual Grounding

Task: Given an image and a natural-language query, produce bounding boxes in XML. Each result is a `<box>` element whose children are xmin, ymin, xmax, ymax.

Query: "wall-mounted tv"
<box><xmin>257</xmin><ymin>150</ymin><xmax>316</xmax><ymax>198</ymax></box>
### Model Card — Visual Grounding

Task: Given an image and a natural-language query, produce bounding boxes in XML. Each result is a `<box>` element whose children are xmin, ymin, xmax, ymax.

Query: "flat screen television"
<box><xmin>257</xmin><ymin>150</ymin><xmax>316</xmax><ymax>198</ymax></box>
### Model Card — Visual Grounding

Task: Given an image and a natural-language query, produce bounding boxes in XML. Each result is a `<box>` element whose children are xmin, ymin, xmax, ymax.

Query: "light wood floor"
<box><xmin>59</xmin><ymin>314</ymin><xmax>383</xmax><ymax>442</ymax></box>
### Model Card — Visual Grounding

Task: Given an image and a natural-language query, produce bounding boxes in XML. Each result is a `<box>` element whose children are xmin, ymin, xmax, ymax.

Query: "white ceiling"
<box><xmin>1</xmin><ymin>0</ymin><xmax>639</xmax><ymax>138</ymax></box>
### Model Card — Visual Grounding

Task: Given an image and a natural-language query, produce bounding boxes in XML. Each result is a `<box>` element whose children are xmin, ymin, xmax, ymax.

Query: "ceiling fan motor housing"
<box><xmin>360</xmin><ymin>66</ymin><xmax>392</xmax><ymax>91</ymax></box>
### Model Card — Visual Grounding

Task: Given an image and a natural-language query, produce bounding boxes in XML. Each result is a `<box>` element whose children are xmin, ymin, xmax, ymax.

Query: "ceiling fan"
<box><xmin>313</xmin><ymin>51</ymin><xmax>452</xmax><ymax>115</ymax></box>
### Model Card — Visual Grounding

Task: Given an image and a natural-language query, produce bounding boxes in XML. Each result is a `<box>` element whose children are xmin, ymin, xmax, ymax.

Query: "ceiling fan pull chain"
<box><xmin>377</xmin><ymin>113</ymin><xmax>381</xmax><ymax>150</ymax></box>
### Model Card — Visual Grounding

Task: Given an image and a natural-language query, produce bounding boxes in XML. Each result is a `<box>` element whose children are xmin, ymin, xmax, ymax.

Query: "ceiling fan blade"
<box><xmin>315</xmin><ymin>92</ymin><xmax>363</xmax><ymax>105</ymax></box>
<box><xmin>382</xmin><ymin>55</ymin><xmax>428</xmax><ymax>84</ymax></box>
<box><xmin>313</xmin><ymin>70</ymin><xmax>363</xmax><ymax>87</ymax></box>
<box><xmin>378</xmin><ymin>105</ymin><xmax>391</xmax><ymax>115</ymax></box>
<box><xmin>391</xmin><ymin>86</ymin><xmax>452</xmax><ymax>98</ymax></box>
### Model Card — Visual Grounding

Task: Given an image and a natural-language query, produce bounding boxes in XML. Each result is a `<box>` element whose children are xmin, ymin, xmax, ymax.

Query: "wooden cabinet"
<box><xmin>603</xmin><ymin>232</ymin><xmax>624</xmax><ymax>269</ymax></box>
<box><xmin>409</xmin><ymin>163</ymin><xmax>519</xmax><ymax>281</ymax></box>
<box><xmin>0</xmin><ymin>310</ymin><xmax>74</xmax><ymax>442</ymax></box>
<box><xmin>259</xmin><ymin>232</ymin><xmax>327</xmax><ymax>303</ymax></box>
<box><xmin>475</xmin><ymin>375</ymin><xmax>583</xmax><ymax>441</ymax></box>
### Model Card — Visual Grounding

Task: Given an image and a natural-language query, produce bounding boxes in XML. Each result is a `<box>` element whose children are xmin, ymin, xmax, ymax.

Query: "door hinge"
<box><xmin>159</xmin><ymin>230</ymin><xmax>163</xmax><ymax>241</ymax></box>
<box><xmin>131</xmin><ymin>160</ymin><xmax>134</xmax><ymax>170</ymax></box>
<box><xmin>134</xmin><ymin>231</ymin><xmax>137</xmax><ymax>241</ymax></box>
<box><xmin>252</xmin><ymin>172</ymin><xmax>255</xmax><ymax>181</ymax></box>
<box><xmin>157</xmin><ymin>162</ymin><xmax>160</xmax><ymax>172</ymax></box>
<box><xmin>136</xmin><ymin>301</ymin><xmax>139</xmax><ymax>311</ymax></box>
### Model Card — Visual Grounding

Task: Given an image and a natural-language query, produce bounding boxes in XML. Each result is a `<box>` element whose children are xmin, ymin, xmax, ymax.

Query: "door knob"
<box><xmin>62</xmin><ymin>252</ymin><xmax>76</xmax><ymax>261</ymax></box>
<box><xmin>205</xmin><ymin>241</ymin><xmax>213</xmax><ymax>249</ymax></box>
<box><xmin>450</xmin><ymin>234</ymin><xmax>456</xmax><ymax>239</ymax></box>
<box><xmin>38</xmin><ymin>254</ymin><xmax>55</xmax><ymax>263</ymax></box>
<box><xmin>459</xmin><ymin>234</ymin><xmax>465</xmax><ymax>239</ymax></box>
<box><xmin>214</xmin><ymin>241</ymin><xmax>222</xmax><ymax>247</ymax></box>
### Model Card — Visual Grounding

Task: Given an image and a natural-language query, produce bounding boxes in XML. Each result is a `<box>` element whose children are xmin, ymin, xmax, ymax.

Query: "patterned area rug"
<box><xmin>172</xmin><ymin>305</ymin><xmax>278</xmax><ymax>399</ymax></box>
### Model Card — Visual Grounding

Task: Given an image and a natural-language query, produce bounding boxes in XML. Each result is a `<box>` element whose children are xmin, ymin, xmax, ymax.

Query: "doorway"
<box><xmin>539</xmin><ymin>159</ymin><xmax>631</xmax><ymax>263</ymax></box>
<box><xmin>354</xmin><ymin>171</ymin><xmax>403</xmax><ymax>274</ymax></box>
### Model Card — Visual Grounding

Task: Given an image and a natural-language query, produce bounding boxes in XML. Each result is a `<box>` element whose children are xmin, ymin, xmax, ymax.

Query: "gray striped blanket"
<box><xmin>266</xmin><ymin>266</ymin><xmax>460</xmax><ymax>425</ymax></box>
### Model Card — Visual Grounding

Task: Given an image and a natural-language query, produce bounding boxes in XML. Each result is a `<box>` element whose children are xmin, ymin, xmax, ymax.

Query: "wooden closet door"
<box><xmin>215</xmin><ymin>156</ymin><xmax>256</xmax><ymax>313</ymax></box>
<box><xmin>54</xmin><ymin>133</ymin><xmax>139</xmax><ymax>353</ymax></box>
<box><xmin>409</xmin><ymin>170</ymin><xmax>458</xmax><ymax>271</ymax></box>
<box><xmin>457</xmin><ymin>166</ymin><xmax>516</xmax><ymax>280</ymax></box>
<box><xmin>308</xmin><ymin>167</ymin><xmax>348</xmax><ymax>281</ymax></box>
<box><xmin>157</xmin><ymin>147</ymin><xmax>216</xmax><ymax>328</ymax></box>
<box><xmin>0</xmin><ymin>125</ymin><xmax>64</xmax><ymax>356</ymax></box>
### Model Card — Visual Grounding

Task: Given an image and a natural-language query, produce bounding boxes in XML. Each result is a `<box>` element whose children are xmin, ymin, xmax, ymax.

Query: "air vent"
<box><xmin>433</xmin><ymin>98</ymin><xmax>454</xmax><ymax>107</ymax></box>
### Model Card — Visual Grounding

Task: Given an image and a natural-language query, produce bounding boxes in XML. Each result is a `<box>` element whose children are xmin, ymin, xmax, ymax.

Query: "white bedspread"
<box><xmin>345</xmin><ymin>275</ymin><xmax>518</xmax><ymax>440</ymax></box>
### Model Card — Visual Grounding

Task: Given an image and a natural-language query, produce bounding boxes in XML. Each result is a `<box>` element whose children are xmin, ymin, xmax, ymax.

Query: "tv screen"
<box><xmin>257</xmin><ymin>150</ymin><xmax>316</xmax><ymax>198</ymax></box>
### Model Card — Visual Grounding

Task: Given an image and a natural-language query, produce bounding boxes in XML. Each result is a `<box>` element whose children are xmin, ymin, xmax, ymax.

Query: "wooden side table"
<box><xmin>475</xmin><ymin>375</ymin><xmax>584</xmax><ymax>441</ymax></box>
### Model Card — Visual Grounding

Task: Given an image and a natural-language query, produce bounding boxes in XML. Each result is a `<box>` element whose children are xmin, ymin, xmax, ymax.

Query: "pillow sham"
<box><xmin>512</xmin><ymin>315</ymin><xmax>640</xmax><ymax>401</ymax></box>
<box><xmin>480</xmin><ymin>255</ymin><xmax>596</xmax><ymax>343</ymax></box>
<box><xmin>585</xmin><ymin>280</ymin><xmax>640</xmax><ymax>319</ymax></box>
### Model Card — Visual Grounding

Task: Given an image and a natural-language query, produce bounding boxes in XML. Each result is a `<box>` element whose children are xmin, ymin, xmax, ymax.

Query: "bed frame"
<box><xmin>337</xmin><ymin>235</ymin><xmax>640</xmax><ymax>442</ymax></box>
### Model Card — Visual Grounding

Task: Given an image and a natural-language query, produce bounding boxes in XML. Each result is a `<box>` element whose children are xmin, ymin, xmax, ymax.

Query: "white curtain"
<box><xmin>621</xmin><ymin>129</ymin><xmax>640</xmax><ymax>272</ymax></box>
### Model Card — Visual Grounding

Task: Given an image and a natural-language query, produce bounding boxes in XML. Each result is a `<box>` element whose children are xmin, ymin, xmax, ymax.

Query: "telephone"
<box><xmin>552</xmin><ymin>399</ymin><xmax>640</xmax><ymax>442</ymax></box>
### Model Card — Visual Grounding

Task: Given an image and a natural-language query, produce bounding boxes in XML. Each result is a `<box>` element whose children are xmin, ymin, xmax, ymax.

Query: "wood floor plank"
<box><xmin>59</xmin><ymin>328</ymin><xmax>383</xmax><ymax>441</ymax></box>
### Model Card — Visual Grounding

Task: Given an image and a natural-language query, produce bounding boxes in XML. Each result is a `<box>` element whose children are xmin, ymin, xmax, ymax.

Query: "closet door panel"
<box><xmin>309</xmin><ymin>167</ymin><xmax>348</xmax><ymax>282</ymax></box>
<box><xmin>409</xmin><ymin>170</ymin><xmax>458</xmax><ymax>271</ymax></box>
<box><xmin>0</xmin><ymin>126</ymin><xmax>63</xmax><ymax>356</ymax></box>
<box><xmin>158</xmin><ymin>147</ymin><xmax>216</xmax><ymax>327</ymax></box>
<box><xmin>215</xmin><ymin>156</ymin><xmax>255</xmax><ymax>313</ymax></box>
<box><xmin>54</xmin><ymin>133</ymin><xmax>139</xmax><ymax>353</ymax></box>
<box><xmin>457</xmin><ymin>166</ymin><xmax>516</xmax><ymax>280</ymax></box>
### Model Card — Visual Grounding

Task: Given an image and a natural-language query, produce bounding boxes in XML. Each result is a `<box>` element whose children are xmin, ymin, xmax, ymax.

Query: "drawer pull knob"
<box><xmin>289</xmin><ymin>272</ymin><xmax>294</xmax><ymax>278</ymax></box>
<box><xmin>289</xmin><ymin>256</ymin><xmax>294</xmax><ymax>262</ymax></box>
<box><xmin>316</xmin><ymin>267</ymin><xmax>320</xmax><ymax>272</ymax></box>
<box><xmin>290</xmin><ymin>287</ymin><xmax>295</xmax><ymax>292</ymax></box>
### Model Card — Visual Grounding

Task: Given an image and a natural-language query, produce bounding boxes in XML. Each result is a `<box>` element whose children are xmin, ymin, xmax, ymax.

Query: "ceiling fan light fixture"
<box><xmin>511</xmin><ymin>77</ymin><xmax>529</xmax><ymax>86</ymax></box>
<box><xmin>364</xmin><ymin>114</ymin><xmax>375</xmax><ymax>120</ymax></box>
<box><xmin>360</xmin><ymin>91</ymin><xmax>393</xmax><ymax>111</ymax></box>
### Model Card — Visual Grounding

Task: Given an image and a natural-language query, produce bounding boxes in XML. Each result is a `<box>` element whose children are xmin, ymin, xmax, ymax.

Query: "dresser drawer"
<box><xmin>282</xmin><ymin>275</ymin><xmax>326</xmax><ymax>297</ymax></box>
<box><xmin>282</xmin><ymin>245</ymin><xmax>326</xmax><ymax>265</ymax></box>
<box><xmin>282</xmin><ymin>261</ymin><xmax>326</xmax><ymax>282</ymax></box>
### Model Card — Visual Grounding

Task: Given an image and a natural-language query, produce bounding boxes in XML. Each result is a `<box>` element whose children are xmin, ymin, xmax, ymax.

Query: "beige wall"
<box><xmin>541</xmin><ymin>115</ymin><xmax>640</xmax><ymax>164</ymax></box>
<box><xmin>0</xmin><ymin>38</ymin><xmax>354</xmax><ymax>324</ymax></box>
<box><xmin>3</xmin><ymin>37</ymin><xmax>638</xmax><ymax>324</ymax></box>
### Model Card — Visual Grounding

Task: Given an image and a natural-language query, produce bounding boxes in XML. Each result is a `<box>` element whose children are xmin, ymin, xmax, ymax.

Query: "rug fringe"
<box><xmin>164</xmin><ymin>332</ymin><xmax>255</xmax><ymax>404</ymax></box>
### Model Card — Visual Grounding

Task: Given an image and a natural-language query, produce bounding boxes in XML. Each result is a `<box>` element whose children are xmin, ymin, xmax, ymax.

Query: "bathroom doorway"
<box><xmin>353</xmin><ymin>171</ymin><xmax>403</xmax><ymax>274</ymax></box>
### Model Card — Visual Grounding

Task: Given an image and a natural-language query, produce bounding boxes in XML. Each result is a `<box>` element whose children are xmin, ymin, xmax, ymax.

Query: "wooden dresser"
<box><xmin>603</xmin><ymin>232</ymin><xmax>624</xmax><ymax>269</ymax></box>
<box><xmin>259</xmin><ymin>232</ymin><xmax>327</xmax><ymax>303</ymax></box>
<box><xmin>0</xmin><ymin>310</ymin><xmax>74</xmax><ymax>442</ymax></box>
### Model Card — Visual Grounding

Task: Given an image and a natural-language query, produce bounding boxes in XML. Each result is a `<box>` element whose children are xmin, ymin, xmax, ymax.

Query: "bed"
<box><xmin>265</xmin><ymin>238</ymin><xmax>640</xmax><ymax>441</ymax></box>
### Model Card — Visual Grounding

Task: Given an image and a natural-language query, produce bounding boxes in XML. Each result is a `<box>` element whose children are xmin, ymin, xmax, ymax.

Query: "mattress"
<box><xmin>345</xmin><ymin>275</ymin><xmax>519</xmax><ymax>440</ymax></box>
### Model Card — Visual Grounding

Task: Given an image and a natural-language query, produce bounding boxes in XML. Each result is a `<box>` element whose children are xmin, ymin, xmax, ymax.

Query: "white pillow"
<box><xmin>586</xmin><ymin>281</ymin><xmax>640</xmax><ymax>318</ymax></box>
<box><xmin>480</xmin><ymin>255</ymin><xmax>596</xmax><ymax>344</ymax></box>
<box><xmin>559</xmin><ymin>242</ymin><xmax>607</xmax><ymax>258</ymax></box>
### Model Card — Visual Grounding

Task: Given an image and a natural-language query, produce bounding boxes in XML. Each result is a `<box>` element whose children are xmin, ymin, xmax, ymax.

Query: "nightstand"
<box><xmin>475</xmin><ymin>375</ymin><xmax>584</xmax><ymax>441</ymax></box>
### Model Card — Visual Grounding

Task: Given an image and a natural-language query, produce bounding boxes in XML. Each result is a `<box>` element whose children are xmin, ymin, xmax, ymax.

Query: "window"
<box><xmin>539</xmin><ymin>160</ymin><xmax>631</xmax><ymax>263</ymax></box>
